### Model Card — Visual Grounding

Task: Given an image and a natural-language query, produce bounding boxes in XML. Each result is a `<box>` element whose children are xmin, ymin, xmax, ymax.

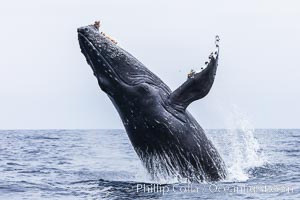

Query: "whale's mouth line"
<box><xmin>79</xmin><ymin>32</ymin><xmax>156</xmax><ymax>88</ymax></box>
<box><xmin>79</xmin><ymin>34</ymin><xmax>97</xmax><ymax>73</ymax></box>
<box><xmin>78</xmin><ymin>32</ymin><xmax>130</xmax><ymax>86</ymax></box>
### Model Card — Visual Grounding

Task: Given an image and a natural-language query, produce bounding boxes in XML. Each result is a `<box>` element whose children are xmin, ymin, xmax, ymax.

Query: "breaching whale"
<box><xmin>78</xmin><ymin>22</ymin><xmax>227</xmax><ymax>182</ymax></box>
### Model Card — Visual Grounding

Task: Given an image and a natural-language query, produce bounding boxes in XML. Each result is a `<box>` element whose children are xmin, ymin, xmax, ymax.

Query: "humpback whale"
<box><xmin>78</xmin><ymin>22</ymin><xmax>227</xmax><ymax>182</ymax></box>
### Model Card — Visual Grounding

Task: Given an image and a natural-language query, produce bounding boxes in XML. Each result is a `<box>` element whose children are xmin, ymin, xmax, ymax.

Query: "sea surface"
<box><xmin>0</xmin><ymin>129</ymin><xmax>299</xmax><ymax>200</ymax></box>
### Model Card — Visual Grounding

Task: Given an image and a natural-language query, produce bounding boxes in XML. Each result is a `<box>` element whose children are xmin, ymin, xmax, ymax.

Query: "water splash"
<box><xmin>132</xmin><ymin>158</ymin><xmax>185</xmax><ymax>184</ymax></box>
<box><xmin>222</xmin><ymin>106</ymin><xmax>266</xmax><ymax>182</ymax></box>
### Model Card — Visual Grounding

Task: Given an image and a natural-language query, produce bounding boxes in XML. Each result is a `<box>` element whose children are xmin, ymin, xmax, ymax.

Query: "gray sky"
<box><xmin>0</xmin><ymin>0</ymin><xmax>299</xmax><ymax>129</ymax></box>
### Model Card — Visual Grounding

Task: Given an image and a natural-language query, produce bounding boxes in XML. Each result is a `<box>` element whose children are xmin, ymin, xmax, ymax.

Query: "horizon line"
<box><xmin>0</xmin><ymin>128</ymin><xmax>299</xmax><ymax>131</ymax></box>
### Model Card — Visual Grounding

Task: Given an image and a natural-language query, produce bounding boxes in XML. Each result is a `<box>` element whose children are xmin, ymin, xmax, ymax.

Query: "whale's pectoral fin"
<box><xmin>168</xmin><ymin>43</ymin><xmax>219</xmax><ymax>112</ymax></box>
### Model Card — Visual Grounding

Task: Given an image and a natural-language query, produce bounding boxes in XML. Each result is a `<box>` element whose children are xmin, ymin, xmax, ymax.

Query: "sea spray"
<box><xmin>221</xmin><ymin>106</ymin><xmax>266</xmax><ymax>182</ymax></box>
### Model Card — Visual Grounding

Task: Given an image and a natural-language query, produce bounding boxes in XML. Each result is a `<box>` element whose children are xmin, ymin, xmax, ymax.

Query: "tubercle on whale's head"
<box><xmin>78</xmin><ymin>23</ymin><xmax>123</xmax><ymax>95</ymax></box>
<box><xmin>77</xmin><ymin>22</ymin><xmax>171</xmax><ymax>101</ymax></box>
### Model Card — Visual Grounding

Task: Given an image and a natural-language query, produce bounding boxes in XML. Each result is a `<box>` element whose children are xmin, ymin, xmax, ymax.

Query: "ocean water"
<box><xmin>0</xmin><ymin>129</ymin><xmax>299</xmax><ymax>200</ymax></box>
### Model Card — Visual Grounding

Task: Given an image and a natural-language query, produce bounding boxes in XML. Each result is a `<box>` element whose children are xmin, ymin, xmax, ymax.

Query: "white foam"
<box><xmin>220</xmin><ymin>106</ymin><xmax>266</xmax><ymax>182</ymax></box>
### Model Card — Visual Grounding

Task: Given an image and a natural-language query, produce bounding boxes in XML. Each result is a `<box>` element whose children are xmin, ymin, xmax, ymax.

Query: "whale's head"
<box><xmin>78</xmin><ymin>24</ymin><xmax>171</xmax><ymax>104</ymax></box>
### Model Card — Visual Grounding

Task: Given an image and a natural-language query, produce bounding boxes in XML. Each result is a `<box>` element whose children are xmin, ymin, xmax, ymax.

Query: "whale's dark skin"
<box><xmin>78</xmin><ymin>23</ymin><xmax>227</xmax><ymax>182</ymax></box>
